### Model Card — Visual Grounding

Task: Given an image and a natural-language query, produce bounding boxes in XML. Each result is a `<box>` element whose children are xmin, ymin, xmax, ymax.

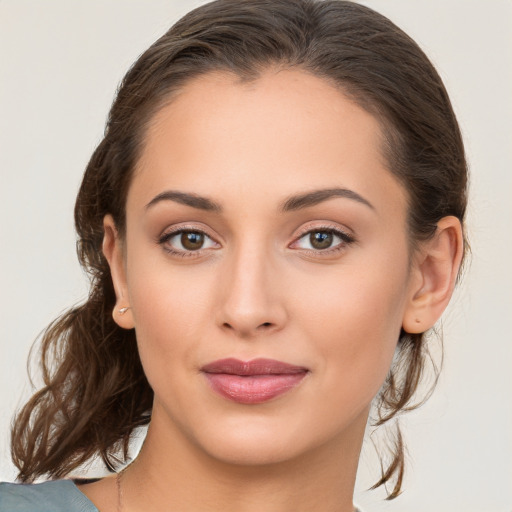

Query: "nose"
<box><xmin>216</xmin><ymin>243</ymin><xmax>287</xmax><ymax>339</ymax></box>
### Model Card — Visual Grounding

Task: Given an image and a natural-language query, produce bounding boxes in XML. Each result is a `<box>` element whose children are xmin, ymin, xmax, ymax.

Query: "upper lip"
<box><xmin>201</xmin><ymin>358</ymin><xmax>308</xmax><ymax>376</ymax></box>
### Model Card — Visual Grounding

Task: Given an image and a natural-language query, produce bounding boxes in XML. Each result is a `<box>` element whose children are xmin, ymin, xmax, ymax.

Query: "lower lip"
<box><xmin>203</xmin><ymin>373</ymin><xmax>307</xmax><ymax>404</ymax></box>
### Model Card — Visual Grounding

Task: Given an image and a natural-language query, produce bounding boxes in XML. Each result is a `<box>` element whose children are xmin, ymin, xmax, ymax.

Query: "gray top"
<box><xmin>0</xmin><ymin>480</ymin><xmax>98</xmax><ymax>512</ymax></box>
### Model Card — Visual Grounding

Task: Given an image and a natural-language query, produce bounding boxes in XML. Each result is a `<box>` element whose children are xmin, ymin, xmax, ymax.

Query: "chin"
<box><xmin>188</xmin><ymin>411</ymin><xmax>349</xmax><ymax>469</ymax></box>
<box><xmin>202</xmin><ymin>434</ymin><xmax>308</xmax><ymax>467</ymax></box>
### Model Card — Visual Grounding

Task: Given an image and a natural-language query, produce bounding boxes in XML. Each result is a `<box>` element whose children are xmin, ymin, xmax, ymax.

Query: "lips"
<box><xmin>201</xmin><ymin>358</ymin><xmax>308</xmax><ymax>404</ymax></box>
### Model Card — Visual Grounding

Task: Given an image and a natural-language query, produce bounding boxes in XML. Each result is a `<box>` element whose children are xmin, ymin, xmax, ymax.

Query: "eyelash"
<box><xmin>157</xmin><ymin>224</ymin><xmax>356</xmax><ymax>258</ymax></box>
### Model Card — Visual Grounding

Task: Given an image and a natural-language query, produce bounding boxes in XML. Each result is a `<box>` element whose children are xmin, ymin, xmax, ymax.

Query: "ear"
<box><xmin>102</xmin><ymin>214</ymin><xmax>135</xmax><ymax>329</ymax></box>
<box><xmin>402</xmin><ymin>216</ymin><xmax>464</xmax><ymax>334</ymax></box>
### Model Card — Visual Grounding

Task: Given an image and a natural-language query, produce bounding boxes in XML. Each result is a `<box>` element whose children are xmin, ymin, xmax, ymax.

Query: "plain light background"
<box><xmin>1</xmin><ymin>1</ymin><xmax>511</xmax><ymax>511</ymax></box>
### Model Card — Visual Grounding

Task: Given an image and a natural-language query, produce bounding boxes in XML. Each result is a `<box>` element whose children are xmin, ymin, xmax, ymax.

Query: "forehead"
<box><xmin>131</xmin><ymin>68</ymin><xmax>406</xmax><ymax>219</ymax></box>
<box><xmin>142</xmin><ymin>68</ymin><xmax>385</xmax><ymax>163</ymax></box>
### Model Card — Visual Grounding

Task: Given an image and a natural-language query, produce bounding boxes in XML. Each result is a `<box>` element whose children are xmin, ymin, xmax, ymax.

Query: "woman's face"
<box><xmin>108</xmin><ymin>69</ymin><xmax>419</xmax><ymax>466</ymax></box>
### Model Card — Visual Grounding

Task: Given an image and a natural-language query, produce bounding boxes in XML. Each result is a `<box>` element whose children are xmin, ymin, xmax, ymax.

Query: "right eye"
<box><xmin>158</xmin><ymin>229</ymin><xmax>219</xmax><ymax>256</ymax></box>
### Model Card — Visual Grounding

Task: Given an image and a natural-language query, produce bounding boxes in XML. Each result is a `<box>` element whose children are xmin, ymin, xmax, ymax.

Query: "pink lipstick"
<box><xmin>201</xmin><ymin>358</ymin><xmax>308</xmax><ymax>404</ymax></box>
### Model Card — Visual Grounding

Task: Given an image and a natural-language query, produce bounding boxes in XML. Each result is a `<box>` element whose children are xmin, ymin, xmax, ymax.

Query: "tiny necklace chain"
<box><xmin>116</xmin><ymin>469</ymin><xmax>125</xmax><ymax>512</ymax></box>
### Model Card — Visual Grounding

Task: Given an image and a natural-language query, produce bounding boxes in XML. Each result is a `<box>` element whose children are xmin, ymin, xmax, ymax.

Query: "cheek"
<box><xmin>296</xmin><ymin>250</ymin><xmax>410</xmax><ymax>403</ymax></box>
<box><xmin>125</xmin><ymin>253</ymin><xmax>216</xmax><ymax>384</ymax></box>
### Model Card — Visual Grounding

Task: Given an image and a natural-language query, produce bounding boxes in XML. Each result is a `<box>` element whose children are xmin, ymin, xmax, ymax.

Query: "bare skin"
<box><xmin>78</xmin><ymin>68</ymin><xmax>462</xmax><ymax>511</ymax></box>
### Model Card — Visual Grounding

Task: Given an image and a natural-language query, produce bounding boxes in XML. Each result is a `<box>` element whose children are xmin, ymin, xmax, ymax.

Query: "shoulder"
<box><xmin>0</xmin><ymin>480</ymin><xmax>99</xmax><ymax>512</ymax></box>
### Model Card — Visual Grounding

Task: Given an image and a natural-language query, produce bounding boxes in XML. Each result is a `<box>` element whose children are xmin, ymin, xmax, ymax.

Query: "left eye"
<box><xmin>294</xmin><ymin>229</ymin><xmax>350</xmax><ymax>251</ymax></box>
<box><xmin>163</xmin><ymin>230</ymin><xmax>218</xmax><ymax>252</ymax></box>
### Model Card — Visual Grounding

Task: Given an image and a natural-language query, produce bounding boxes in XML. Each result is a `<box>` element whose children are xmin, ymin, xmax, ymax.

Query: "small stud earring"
<box><xmin>119</xmin><ymin>307</ymin><xmax>131</xmax><ymax>315</ymax></box>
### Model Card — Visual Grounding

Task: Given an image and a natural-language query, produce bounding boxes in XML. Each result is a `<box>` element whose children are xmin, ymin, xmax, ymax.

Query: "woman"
<box><xmin>0</xmin><ymin>0</ymin><xmax>467</xmax><ymax>510</ymax></box>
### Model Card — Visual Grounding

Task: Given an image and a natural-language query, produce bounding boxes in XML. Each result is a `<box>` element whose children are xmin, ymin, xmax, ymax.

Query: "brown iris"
<box><xmin>310</xmin><ymin>231</ymin><xmax>333</xmax><ymax>249</ymax></box>
<box><xmin>181</xmin><ymin>231</ymin><xmax>204</xmax><ymax>250</ymax></box>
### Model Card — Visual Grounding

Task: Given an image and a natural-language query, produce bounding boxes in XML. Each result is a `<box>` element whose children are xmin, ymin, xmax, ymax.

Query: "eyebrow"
<box><xmin>281</xmin><ymin>187</ymin><xmax>374</xmax><ymax>212</ymax></box>
<box><xmin>145</xmin><ymin>190</ymin><xmax>222</xmax><ymax>212</ymax></box>
<box><xmin>145</xmin><ymin>187</ymin><xmax>374</xmax><ymax>213</ymax></box>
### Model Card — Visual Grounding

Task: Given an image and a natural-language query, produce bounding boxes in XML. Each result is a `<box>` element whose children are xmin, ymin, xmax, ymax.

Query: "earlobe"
<box><xmin>402</xmin><ymin>216</ymin><xmax>464</xmax><ymax>334</ymax></box>
<box><xmin>102</xmin><ymin>215</ymin><xmax>135</xmax><ymax>330</ymax></box>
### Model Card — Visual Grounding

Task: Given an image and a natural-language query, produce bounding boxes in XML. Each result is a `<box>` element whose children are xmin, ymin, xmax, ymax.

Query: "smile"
<box><xmin>201</xmin><ymin>358</ymin><xmax>309</xmax><ymax>404</ymax></box>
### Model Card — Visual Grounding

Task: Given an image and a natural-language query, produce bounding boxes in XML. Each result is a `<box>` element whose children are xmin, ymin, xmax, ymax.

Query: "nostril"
<box><xmin>220</xmin><ymin>321</ymin><xmax>275</xmax><ymax>333</ymax></box>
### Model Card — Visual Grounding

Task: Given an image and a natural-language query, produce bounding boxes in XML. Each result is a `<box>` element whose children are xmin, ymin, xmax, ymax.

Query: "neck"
<box><xmin>121</xmin><ymin>406</ymin><xmax>367</xmax><ymax>512</ymax></box>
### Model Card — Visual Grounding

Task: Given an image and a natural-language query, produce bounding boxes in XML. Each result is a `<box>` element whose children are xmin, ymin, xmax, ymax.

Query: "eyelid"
<box><xmin>294</xmin><ymin>221</ymin><xmax>356</xmax><ymax>242</ymax></box>
<box><xmin>292</xmin><ymin>221</ymin><xmax>354</xmax><ymax>240</ymax></box>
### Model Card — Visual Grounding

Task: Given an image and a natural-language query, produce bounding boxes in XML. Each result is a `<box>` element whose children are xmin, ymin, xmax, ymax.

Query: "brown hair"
<box><xmin>11</xmin><ymin>0</ymin><xmax>468</xmax><ymax>499</ymax></box>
